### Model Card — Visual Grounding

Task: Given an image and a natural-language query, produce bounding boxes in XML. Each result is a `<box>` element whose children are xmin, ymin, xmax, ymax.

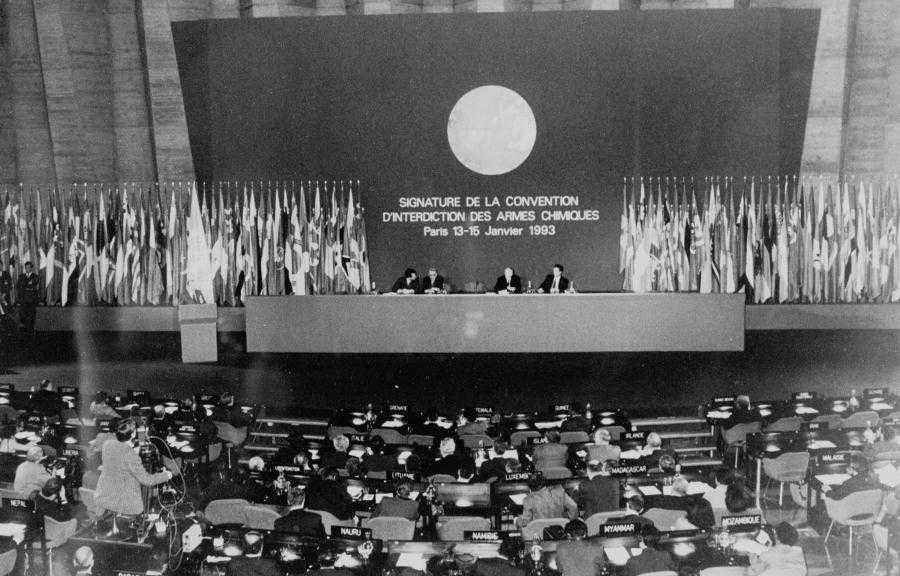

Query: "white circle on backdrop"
<box><xmin>447</xmin><ymin>85</ymin><xmax>537</xmax><ymax>176</ymax></box>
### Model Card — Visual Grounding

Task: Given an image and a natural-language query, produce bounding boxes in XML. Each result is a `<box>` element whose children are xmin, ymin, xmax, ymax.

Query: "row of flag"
<box><xmin>619</xmin><ymin>176</ymin><xmax>900</xmax><ymax>303</ymax></box>
<box><xmin>0</xmin><ymin>180</ymin><xmax>372</xmax><ymax>307</ymax></box>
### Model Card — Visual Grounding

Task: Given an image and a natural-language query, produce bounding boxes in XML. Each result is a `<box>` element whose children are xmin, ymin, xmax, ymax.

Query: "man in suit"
<box><xmin>226</xmin><ymin>531</ymin><xmax>279</xmax><ymax>576</ymax></box>
<box><xmin>29</xmin><ymin>380</ymin><xmax>65</xmax><ymax>420</ymax></box>
<box><xmin>372</xmin><ymin>480</ymin><xmax>421</xmax><ymax>521</ymax></box>
<box><xmin>478</xmin><ymin>440</ymin><xmax>513</xmax><ymax>482</ymax></box>
<box><xmin>517</xmin><ymin>476</ymin><xmax>578</xmax><ymax>528</ymax></box>
<box><xmin>538</xmin><ymin>264</ymin><xmax>569</xmax><ymax>294</ymax></box>
<box><xmin>428</xmin><ymin>437</ymin><xmax>473</xmax><ymax>477</ymax></box>
<box><xmin>421</xmin><ymin>267</ymin><xmax>446</xmax><ymax>294</ymax></box>
<box><xmin>95</xmin><ymin>419</ymin><xmax>173</xmax><ymax>516</ymax></box>
<box><xmin>17</xmin><ymin>261</ymin><xmax>40</xmax><ymax>335</ymax></box>
<box><xmin>533</xmin><ymin>430</ymin><xmax>569</xmax><ymax>472</ymax></box>
<box><xmin>560</xmin><ymin>404</ymin><xmax>592</xmax><ymax>434</ymax></box>
<box><xmin>575</xmin><ymin>460</ymin><xmax>620</xmax><ymax>518</ymax></box>
<box><xmin>304</xmin><ymin>467</ymin><xmax>354</xmax><ymax>520</ymax></box>
<box><xmin>610</xmin><ymin>495</ymin><xmax>658</xmax><ymax>536</ymax></box>
<box><xmin>391</xmin><ymin>268</ymin><xmax>420</xmax><ymax>294</ymax></box>
<box><xmin>493</xmin><ymin>267</ymin><xmax>522</xmax><ymax>294</ymax></box>
<box><xmin>555</xmin><ymin>519</ymin><xmax>605</xmax><ymax>576</ymax></box>
<box><xmin>623</xmin><ymin>540</ymin><xmax>675</xmax><ymax>576</ymax></box>
<box><xmin>274</xmin><ymin>487</ymin><xmax>325</xmax><ymax>540</ymax></box>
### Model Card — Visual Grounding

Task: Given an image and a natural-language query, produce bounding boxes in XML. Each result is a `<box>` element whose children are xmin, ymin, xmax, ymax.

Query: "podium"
<box><xmin>178</xmin><ymin>304</ymin><xmax>218</xmax><ymax>363</ymax></box>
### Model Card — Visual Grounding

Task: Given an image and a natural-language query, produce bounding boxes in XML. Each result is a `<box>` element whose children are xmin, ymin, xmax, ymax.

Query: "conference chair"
<box><xmin>42</xmin><ymin>516</ymin><xmax>77</xmax><ymax>576</ymax></box>
<box><xmin>0</xmin><ymin>550</ymin><xmax>15</xmax><ymax>576</ymax></box>
<box><xmin>242</xmin><ymin>505</ymin><xmax>282</xmax><ymax>530</ymax></box>
<box><xmin>559</xmin><ymin>431</ymin><xmax>590</xmax><ymax>445</ymax></box>
<box><xmin>363</xmin><ymin>516</ymin><xmax>416</xmax><ymax>540</ymax></box>
<box><xmin>204</xmin><ymin>498</ymin><xmax>251</xmax><ymax>525</ymax></box>
<box><xmin>213</xmin><ymin>421</ymin><xmax>248</xmax><ymax>468</ymax></box>
<box><xmin>536</xmin><ymin>466</ymin><xmax>572</xmax><ymax>480</ymax></box>
<box><xmin>641</xmin><ymin>508</ymin><xmax>688</xmax><ymax>532</ymax></box>
<box><xmin>307</xmin><ymin>509</ymin><xmax>356</xmax><ymax>533</ymax></box>
<box><xmin>811</xmin><ymin>414</ymin><xmax>842</xmax><ymax>429</ymax></box>
<box><xmin>327</xmin><ymin>426</ymin><xmax>359</xmax><ymax>439</ymax></box>
<box><xmin>763</xmin><ymin>416</ymin><xmax>803</xmax><ymax>433</ymax></box>
<box><xmin>459</xmin><ymin>434</ymin><xmax>493</xmax><ymax>451</ymax></box>
<box><xmin>842</xmin><ymin>411</ymin><xmax>880</xmax><ymax>430</ymax></box>
<box><xmin>762</xmin><ymin>451</ymin><xmax>810</xmax><ymax>509</ymax></box>
<box><xmin>428</xmin><ymin>474</ymin><xmax>457</xmax><ymax>483</ymax></box>
<box><xmin>406</xmin><ymin>434</ymin><xmax>435</xmax><ymax>448</ymax></box>
<box><xmin>521</xmin><ymin>518</ymin><xmax>569</xmax><ymax>541</ymax></box>
<box><xmin>823</xmin><ymin>489</ymin><xmax>883</xmax><ymax>558</ymax></box>
<box><xmin>370</xmin><ymin>428</ymin><xmax>406</xmax><ymax>445</ymax></box>
<box><xmin>584</xmin><ymin>510</ymin><xmax>628</xmax><ymax>536</ymax></box>
<box><xmin>721</xmin><ymin>422</ymin><xmax>761</xmax><ymax>469</ymax></box>
<box><xmin>509</xmin><ymin>430</ymin><xmax>541</xmax><ymax>449</ymax></box>
<box><xmin>436</xmin><ymin>516</ymin><xmax>491</xmax><ymax>541</ymax></box>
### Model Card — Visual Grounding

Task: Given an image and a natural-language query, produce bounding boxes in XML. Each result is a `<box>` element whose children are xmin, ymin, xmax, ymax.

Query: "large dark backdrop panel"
<box><xmin>173</xmin><ymin>10</ymin><xmax>818</xmax><ymax>291</ymax></box>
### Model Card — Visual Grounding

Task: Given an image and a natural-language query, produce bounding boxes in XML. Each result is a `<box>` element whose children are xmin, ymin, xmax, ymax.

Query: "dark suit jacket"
<box><xmin>274</xmin><ymin>508</ymin><xmax>326</xmax><ymax>540</ymax></box>
<box><xmin>643</xmin><ymin>494</ymin><xmax>715</xmax><ymax>529</ymax></box>
<box><xmin>560</xmin><ymin>416</ymin><xmax>592</xmax><ymax>434</ymax></box>
<box><xmin>225</xmin><ymin>556</ymin><xmax>280</xmax><ymax>576</ymax></box>
<box><xmin>391</xmin><ymin>276</ymin><xmax>421</xmax><ymax>293</ymax></box>
<box><xmin>575</xmin><ymin>476</ymin><xmax>621</xmax><ymax>518</ymax></box>
<box><xmin>421</xmin><ymin>275</ymin><xmax>445</xmax><ymax>292</ymax></box>
<box><xmin>373</xmin><ymin>496</ymin><xmax>420</xmax><ymax>520</ymax></box>
<box><xmin>539</xmin><ymin>274</ymin><xmax>570</xmax><ymax>293</ymax></box>
<box><xmin>556</xmin><ymin>540</ymin><xmax>605</xmax><ymax>576</ymax></box>
<box><xmin>478</xmin><ymin>457</ymin><xmax>510</xmax><ymax>482</ymax></box>
<box><xmin>623</xmin><ymin>547</ymin><xmax>675</xmax><ymax>576</ymax></box>
<box><xmin>533</xmin><ymin>442</ymin><xmax>569</xmax><ymax>470</ymax></box>
<box><xmin>494</xmin><ymin>274</ymin><xmax>523</xmax><ymax>293</ymax></box>
<box><xmin>305</xmin><ymin>479</ymin><xmax>354</xmax><ymax>520</ymax></box>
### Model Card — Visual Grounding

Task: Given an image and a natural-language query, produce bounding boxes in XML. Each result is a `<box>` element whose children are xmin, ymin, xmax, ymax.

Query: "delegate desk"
<box><xmin>245</xmin><ymin>294</ymin><xmax>745</xmax><ymax>353</ymax></box>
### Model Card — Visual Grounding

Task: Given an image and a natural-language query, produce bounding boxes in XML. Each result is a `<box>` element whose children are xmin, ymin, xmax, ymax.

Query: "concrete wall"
<box><xmin>0</xmin><ymin>0</ymin><xmax>896</xmax><ymax>186</ymax></box>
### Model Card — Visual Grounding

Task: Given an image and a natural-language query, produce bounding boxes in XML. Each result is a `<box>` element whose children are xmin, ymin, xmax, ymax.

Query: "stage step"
<box><xmin>245</xmin><ymin>415</ymin><xmax>329</xmax><ymax>457</ymax></box>
<box><xmin>679</xmin><ymin>456</ymin><xmax>724</xmax><ymax>469</ymax></box>
<box><xmin>657</xmin><ymin>431</ymin><xmax>714</xmax><ymax>441</ymax></box>
<box><xmin>631</xmin><ymin>416</ymin><xmax>708</xmax><ymax>428</ymax></box>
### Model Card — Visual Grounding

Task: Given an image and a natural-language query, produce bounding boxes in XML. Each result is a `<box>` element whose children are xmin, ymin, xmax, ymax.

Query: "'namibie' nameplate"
<box><xmin>610</xmin><ymin>465</ymin><xmax>647</xmax><ymax>477</ymax></box>
<box><xmin>722</xmin><ymin>514</ymin><xmax>762</xmax><ymax>530</ymax></box>
<box><xmin>465</xmin><ymin>530</ymin><xmax>520</xmax><ymax>541</ymax></box>
<box><xmin>331</xmin><ymin>526</ymin><xmax>372</xmax><ymax>540</ymax></box>
<box><xmin>598</xmin><ymin>522</ymin><xmax>637</xmax><ymax>537</ymax></box>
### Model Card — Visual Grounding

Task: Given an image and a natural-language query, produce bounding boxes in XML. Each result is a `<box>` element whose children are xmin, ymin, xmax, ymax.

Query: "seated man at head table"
<box><xmin>494</xmin><ymin>267</ymin><xmax>523</xmax><ymax>294</ymax></box>
<box><xmin>372</xmin><ymin>480</ymin><xmax>422</xmax><ymax>521</ymax></box>
<box><xmin>421</xmin><ymin>266</ymin><xmax>446</xmax><ymax>294</ymax></box>
<box><xmin>274</xmin><ymin>486</ymin><xmax>326</xmax><ymax>541</ymax></box>
<box><xmin>516</xmin><ymin>475</ymin><xmax>578</xmax><ymax>528</ymax></box>
<box><xmin>391</xmin><ymin>268</ymin><xmax>421</xmax><ymax>294</ymax></box>
<box><xmin>574</xmin><ymin>459</ymin><xmax>621</xmax><ymax>518</ymax></box>
<box><xmin>555</xmin><ymin>519</ymin><xmax>605</xmax><ymax>576</ymax></box>
<box><xmin>537</xmin><ymin>264</ymin><xmax>570</xmax><ymax>294</ymax></box>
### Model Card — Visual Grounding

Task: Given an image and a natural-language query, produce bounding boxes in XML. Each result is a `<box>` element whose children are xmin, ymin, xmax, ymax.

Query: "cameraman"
<box><xmin>94</xmin><ymin>419</ymin><xmax>174</xmax><ymax>517</ymax></box>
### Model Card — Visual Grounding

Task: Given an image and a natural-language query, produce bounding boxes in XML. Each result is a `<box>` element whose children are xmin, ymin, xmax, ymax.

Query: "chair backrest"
<box><xmin>599</xmin><ymin>426</ymin><xmax>626</xmax><ymax>442</ymax></box>
<box><xmin>243</xmin><ymin>505</ymin><xmax>282</xmax><ymax>531</ymax></box>
<box><xmin>0</xmin><ymin>549</ymin><xmax>15</xmax><ymax>576</ymax></box>
<box><xmin>509</xmin><ymin>431</ymin><xmax>541</xmax><ymax>448</ymax></box>
<box><xmin>436</xmin><ymin>516</ymin><xmax>491</xmax><ymax>541</ymax></box>
<box><xmin>428</xmin><ymin>474</ymin><xmax>457</xmax><ymax>483</ymax></box>
<box><xmin>559</xmin><ymin>431</ymin><xmax>590</xmax><ymax>445</ymax></box>
<box><xmin>722</xmin><ymin>422</ymin><xmax>761</xmax><ymax>445</ymax></box>
<box><xmin>78</xmin><ymin>487</ymin><xmax>99</xmax><ymax>520</ymax></box>
<box><xmin>642</xmin><ymin>508</ymin><xmax>688</xmax><ymax>531</ymax></box>
<box><xmin>811</xmin><ymin>414</ymin><xmax>843</xmax><ymax>428</ymax></box>
<box><xmin>43</xmin><ymin>516</ymin><xmax>77</xmax><ymax>549</ymax></box>
<box><xmin>763</xmin><ymin>417</ymin><xmax>803</xmax><ymax>433</ymax></box>
<box><xmin>584</xmin><ymin>510</ymin><xmax>628</xmax><ymax>536</ymax></box>
<box><xmin>587</xmin><ymin>444</ymin><xmax>621</xmax><ymax>464</ymax></box>
<box><xmin>521</xmin><ymin>518</ymin><xmax>569</xmax><ymax>541</ymax></box>
<box><xmin>537</xmin><ymin>466</ymin><xmax>572</xmax><ymax>480</ymax></box>
<box><xmin>363</xmin><ymin>516</ymin><xmax>416</xmax><ymax>540</ymax></box>
<box><xmin>370</xmin><ymin>428</ymin><xmax>406</xmax><ymax>445</ymax></box>
<box><xmin>825</xmin><ymin>489</ymin><xmax>883</xmax><ymax>524</ymax></box>
<box><xmin>205</xmin><ymin>498</ymin><xmax>251</xmax><ymax>525</ymax></box>
<box><xmin>406</xmin><ymin>434</ymin><xmax>435</xmax><ymax>448</ymax></box>
<box><xmin>327</xmin><ymin>426</ymin><xmax>359</xmax><ymax>439</ymax></box>
<box><xmin>213</xmin><ymin>421</ymin><xmax>248</xmax><ymax>445</ymax></box>
<box><xmin>842</xmin><ymin>411</ymin><xmax>880</xmax><ymax>430</ymax></box>
<box><xmin>307</xmin><ymin>508</ymin><xmax>355</xmax><ymax>533</ymax></box>
<box><xmin>698</xmin><ymin>568</ymin><xmax>749</xmax><ymax>576</ymax></box>
<box><xmin>366</xmin><ymin>470</ymin><xmax>388</xmax><ymax>480</ymax></box>
<box><xmin>762</xmin><ymin>451</ymin><xmax>810</xmax><ymax>482</ymax></box>
<box><xmin>458</xmin><ymin>435</ymin><xmax>493</xmax><ymax>450</ymax></box>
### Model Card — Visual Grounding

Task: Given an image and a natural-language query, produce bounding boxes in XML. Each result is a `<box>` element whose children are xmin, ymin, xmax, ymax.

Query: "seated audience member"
<box><xmin>211</xmin><ymin>392</ymin><xmax>254</xmax><ymax>428</ymax></box>
<box><xmin>560</xmin><ymin>404</ymin><xmax>592</xmax><ymax>434</ymax></box>
<box><xmin>305</xmin><ymin>467</ymin><xmax>354</xmax><ymax>520</ymax></box>
<box><xmin>875</xmin><ymin>484</ymin><xmax>900</xmax><ymax>573</ymax></box>
<box><xmin>391</xmin><ymin>268</ymin><xmax>420</xmax><ymax>294</ymax></box>
<box><xmin>478</xmin><ymin>440</ymin><xmax>512</xmax><ymax>483</ymax></box>
<box><xmin>494</xmin><ymin>267</ymin><xmax>523</xmax><ymax>294</ymax></box>
<box><xmin>639</xmin><ymin>432</ymin><xmax>663</xmax><ymax>463</ymax></box>
<box><xmin>748</xmin><ymin>522</ymin><xmax>807</xmax><ymax>576</ymax></box>
<box><xmin>725</xmin><ymin>479</ymin><xmax>755</xmax><ymax>513</ymax></box>
<box><xmin>148</xmin><ymin>404</ymin><xmax>173</xmax><ymax>438</ymax></box>
<box><xmin>421</xmin><ymin>266</ymin><xmax>446</xmax><ymax>294</ymax></box>
<box><xmin>274</xmin><ymin>487</ymin><xmax>325</xmax><ymax>540</ymax></box>
<box><xmin>72</xmin><ymin>546</ymin><xmax>95</xmax><ymax>576</ymax></box>
<box><xmin>417</xmin><ymin>408</ymin><xmax>452</xmax><ymax>439</ymax></box>
<box><xmin>866</xmin><ymin>425</ymin><xmax>900</xmax><ymax>459</ymax></box>
<box><xmin>516</xmin><ymin>476</ymin><xmax>578</xmax><ymax>527</ymax></box>
<box><xmin>575</xmin><ymin>460</ymin><xmax>620</xmax><ymax>518</ymax></box>
<box><xmin>586</xmin><ymin>428</ymin><xmax>620</xmax><ymax>463</ymax></box>
<box><xmin>14</xmin><ymin>446</ymin><xmax>51</xmax><ymax>499</ymax></box>
<box><xmin>0</xmin><ymin>397</ymin><xmax>17</xmax><ymax>433</ymax></box>
<box><xmin>89</xmin><ymin>392</ymin><xmax>120</xmax><ymax>420</ymax></box>
<box><xmin>555</xmin><ymin>519</ymin><xmax>604</xmax><ymax>576</ymax></box>
<box><xmin>533</xmin><ymin>430</ymin><xmax>568</xmax><ymax>471</ymax></box>
<box><xmin>29</xmin><ymin>380</ymin><xmax>65</xmax><ymax>420</ymax></box>
<box><xmin>457</xmin><ymin>461</ymin><xmax>476</xmax><ymax>483</ymax></box>
<box><xmin>624</xmin><ymin>536</ymin><xmax>675</xmax><ymax>576</ymax></box>
<box><xmin>612</xmin><ymin>495</ymin><xmax>658</xmax><ymax>536</ymax></box>
<box><xmin>537</xmin><ymin>264</ymin><xmax>569</xmax><ymax>294</ymax></box>
<box><xmin>362</xmin><ymin>436</ymin><xmax>395</xmax><ymax>474</ymax></box>
<box><xmin>704</xmin><ymin>467</ymin><xmax>734</xmax><ymax>511</ymax></box>
<box><xmin>724</xmin><ymin>395</ymin><xmax>760</xmax><ymax>429</ymax></box>
<box><xmin>825</xmin><ymin>455</ymin><xmax>880</xmax><ymax>500</ymax></box>
<box><xmin>35</xmin><ymin>476</ymin><xmax>73</xmax><ymax>522</ymax></box>
<box><xmin>372</xmin><ymin>480</ymin><xmax>421</xmax><ymax>521</ymax></box>
<box><xmin>428</xmin><ymin>438</ymin><xmax>471</xmax><ymax>478</ymax></box>
<box><xmin>457</xmin><ymin>408</ymin><xmax>488</xmax><ymax>436</ymax></box>
<box><xmin>226</xmin><ymin>531</ymin><xmax>279</xmax><ymax>576</ymax></box>
<box><xmin>643</xmin><ymin>476</ymin><xmax>714</xmax><ymax>530</ymax></box>
<box><xmin>321</xmin><ymin>435</ymin><xmax>351</xmax><ymax>470</ymax></box>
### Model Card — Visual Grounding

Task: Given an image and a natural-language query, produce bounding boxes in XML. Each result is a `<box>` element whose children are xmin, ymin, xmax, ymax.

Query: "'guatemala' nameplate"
<box><xmin>598</xmin><ymin>522</ymin><xmax>637</xmax><ymax>537</ymax></box>
<box><xmin>331</xmin><ymin>526</ymin><xmax>372</xmax><ymax>540</ymax></box>
<box><xmin>722</xmin><ymin>514</ymin><xmax>762</xmax><ymax>531</ymax></box>
<box><xmin>610</xmin><ymin>464</ymin><xmax>647</xmax><ymax>477</ymax></box>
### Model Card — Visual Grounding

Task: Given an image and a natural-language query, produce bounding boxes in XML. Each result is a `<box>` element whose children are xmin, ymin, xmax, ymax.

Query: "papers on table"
<box><xmin>731</xmin><ymin>538</ymin><xmax>766</xmax><ymax>555</ymax></box>
<box><xmin>603</xmin><ymin>547</ymin><xmax>631</xmax><ymax>566</ymax></box>
<box><xmin>0</xmin><ymin>523</ymin><xmax>25</xmax><ymax>544</ymax></box>
<box><xmin>380</xmin><ymin>420</ymin><xmax>405</xmax><ymax>428</ymax></box>
<box><xmin>707</xmin><ymin>411</ymin><xmax>732</xmax><ymax>420</ymax></box>
<box><xmin>660</xmin><ymin>482</ymin><xmax>709</xmax><ymax>496</ymax></box>
<box><xmin>815</xmin><ymin>473</ymin><xmax>851</xmax><ymax>487</ymax></box>
<box><xmin>795</xmin><ymin>406</ymin><xmax>819</xmax><ymax>415</ymax></box>
<box><xmin>877</xmin><ymin>464</ymin><xmax>900</xmax><ymax>488</ymax></box>
<box><xmin>534</xmin><ymin>421</ymin><xmax>562</xmax><ymax>430</ymax></box>
<box><xmin>808</xmin><ymin>440</ymin><xmax>837</xmax><ymax>450</ymax></box>
<box><xmin>638</xmin><ymin>485</ymin><xmax>661</xmax><ymax>496</ymax></box>
<box><xmin>396</xmin><ymin>553</ymin><xmax>428</xmax><ymax>571</ymax></box>
<box><xmin>508</xmin><ymin>493</ymin><xmax>527</xmax><ymax>506</ymax></box>
<box><xmin>619</xmin><ymin>449</ymin><xmax>642</xmax><ymax>460</ymax></box>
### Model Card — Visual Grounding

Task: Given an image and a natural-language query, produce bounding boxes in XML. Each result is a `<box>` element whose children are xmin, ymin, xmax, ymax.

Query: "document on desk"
<box><xmin>815</xmin><ymin>473</ymin><xmax>851</xmax><ymax>486</ymax></box>
<box><xmin>639</xmin><ymin>486</ymin><xmax>661</xmax><ymax>496</ymax></box>
<box><xmin>808</xmin><ymin>440</ymin><xmax>836</xmax><ymax>449</ymax></box>
<box><xmin>396</xmin><ymin>554</ymin><xmax>428</xmax><ymax>571</ymax></box>
<box><xmin>877</xmin><ymin>465</ymin><xmax>900</xmax><ymax>488</ymax></box>
<box><xmin>795</xmin><ymin>407</ymin><xmax>819</xmax><ymax>415</ymax></box>
<box><xmin>0</xmin><ymin>523</ymin><xmax>25</xmax><ymax>544</ymax></box>
<box><xmin>508</xmin><ymin>493</ymin><xmax>527</xmax><ymax>506</ymax></box>
<box><xmin>619</xmin><ymin>449</ymin><xmax>642</xmax><ymax>460</ymax></box>
<box><xmin>603</xmin><ymin>547</ymin><xmax>631</xmax><ymax>566</ymax></box>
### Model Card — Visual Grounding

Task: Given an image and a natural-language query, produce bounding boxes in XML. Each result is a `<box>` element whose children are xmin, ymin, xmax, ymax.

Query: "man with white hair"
<box><xmin>322</xmin><ymin>434</ymin><xmax>350</xmax><ymax>469</ymax></box>
<box><xmin>14</xmin><ymin>446</ymin><xmax>51</xmax><ymax>499</ymax></box>
<box><xmin>73</xmin><ymin>546</ymin><xmax>94</xmax><ymax>576</ymax></box>
<box><xmin>428</xmin><ymin>437</ymin><xmax>472</xmax><ymax>477</ymax></box>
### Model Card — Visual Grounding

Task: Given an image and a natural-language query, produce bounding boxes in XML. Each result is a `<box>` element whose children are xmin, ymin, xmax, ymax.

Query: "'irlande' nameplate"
<box><xmin>465</xmin><ymin>530</ymin><xmax>520</xmax><ymax>541</ymax></box>
<box><xmin>331</xmin><ymin>526</ymin><xmax>373</xmax><ymax>540</ymax></box>
<box><xmin>598</xmin><ymin>522</ymin><xmax>637</xmax><ymax>537</ymax></box>
<box><xmin>610</xmin><ymin>464</ymin><xmax>647</xmax><ymax>477</ymax></box>
<box><xmin>722</xmin><ymin>514</ymin><xmax>762</xmax><ymax>530</ymax></box>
